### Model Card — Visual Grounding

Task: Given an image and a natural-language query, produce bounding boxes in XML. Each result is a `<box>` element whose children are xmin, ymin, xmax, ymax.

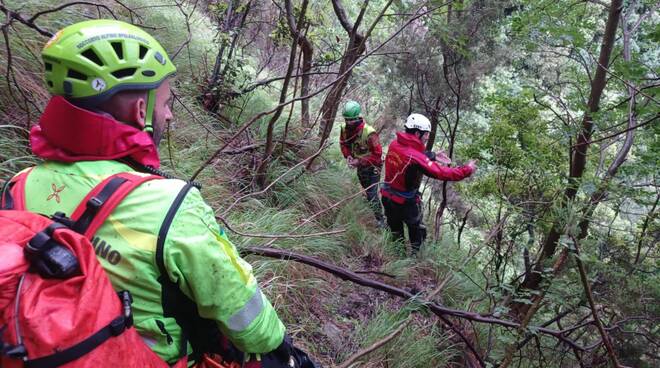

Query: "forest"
<box><xmin>0</xmin><ymin>0</ymin><xmax>658</xmax><ymax>367</ymax></box>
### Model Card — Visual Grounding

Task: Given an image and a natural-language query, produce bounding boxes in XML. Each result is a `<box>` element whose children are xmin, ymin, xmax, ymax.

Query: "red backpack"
<box><xmin>0</xmin><ymin>171</ymin><xmax>187</xmax><ymax>368</ymax></box>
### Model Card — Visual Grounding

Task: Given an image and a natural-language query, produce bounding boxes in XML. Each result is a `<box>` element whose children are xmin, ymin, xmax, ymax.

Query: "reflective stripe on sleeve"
<box><xmin>227</xmin><ymin>288</ymin><xmax>264</xmax><ymax>331</ymax></box>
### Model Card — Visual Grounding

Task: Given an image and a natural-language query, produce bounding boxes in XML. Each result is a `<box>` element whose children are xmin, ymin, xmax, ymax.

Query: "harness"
<box><xmin>341</xmin><ymin>122</ymin><xmax>376</xmax><ymax>159</ymax></box>
<box><xmin>381</xmin><ymin>183</ymin><xmax>420</xmax><ymax>204</ymax></box>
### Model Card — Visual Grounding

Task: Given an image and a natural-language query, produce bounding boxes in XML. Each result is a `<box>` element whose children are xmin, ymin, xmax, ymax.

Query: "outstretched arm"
<box><xmin>420</xmin><ymin>158</ymin><xmax>476</xmax><ymax>181</ymax></box>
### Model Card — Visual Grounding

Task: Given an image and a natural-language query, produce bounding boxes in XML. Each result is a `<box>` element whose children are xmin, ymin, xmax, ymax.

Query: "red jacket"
<box><xmin>381</xmin><ymin>132</ymin><xmax>474</xmax><ymax>203</ymax></box>
<box><xmin>339</xmin><ymin>121</ymin><xmax>383</xmax><ymax>167</ymax></box>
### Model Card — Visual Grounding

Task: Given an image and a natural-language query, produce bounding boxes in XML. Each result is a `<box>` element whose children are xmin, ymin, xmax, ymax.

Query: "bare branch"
<box><xmin>221</xmin><ymin>142</ymin><xmax>330</xmax><ymax>215</ymax></box>
<box><xmin>331</xmin><ymin>0</ymin><xmax>354</xmax><ymax>34</ymax></box>
<box><xmin>571</xmin><ymin>236</ymin><xmax>627</xmax><ymax>368</ymax></box>
<box><xmin>216</xmin><ymin>215</ymin><xmax>345</xmax><ymax>239</ymax></box>
<box><xmin>0</xmin><ymin>4</ymin><xmax>52</xmax><ymax>37</ymax></box>
<box><xmin>170</xmin><ymin>0</ymin><xmax>196</xmax><ymax>60</ymax></box>
<box><xmin>351</xmin><ymin>0</ymin><xmax>370</xmax><ymax>35</ymax></box>
<box><xmin>337</xmin><ymin>318</ymin><xmax>411</xmax><ymax>368</ymax></box>
<box><xmin>27</xmin><ymin>1</ymin><xmax>117</xmax><ymax>23</ymax></box>
<box><xmin>572</xmin><ymin>113</ymin><xmax>658</xmax><ymax>147</ymax></box>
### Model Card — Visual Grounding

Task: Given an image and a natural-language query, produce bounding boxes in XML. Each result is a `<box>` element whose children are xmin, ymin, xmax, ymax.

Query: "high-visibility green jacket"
<box><xmin>16</xmin><ymin>159</ymin><xmax>285</xmax><ymax>362</ymax></box>
<box><xmin>339</xmin><ymin>121</ymin><xmax>382</xmax><ymax>167</ymax></box>
<box><xmin>340</xmin><ymin>122</ymin><xmax>376</xmax><ymax>159</ymax></box>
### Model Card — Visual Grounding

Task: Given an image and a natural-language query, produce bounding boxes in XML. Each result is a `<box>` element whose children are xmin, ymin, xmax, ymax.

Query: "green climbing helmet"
<box><xmin>42</xmin><ymin>19</ymin><xmax>176</xmax><ymax>131</ymax></box>
<box><xmin>342</xmin><ymin>100</ymin><xmax>361</xmax><ymax>120</ymax></box>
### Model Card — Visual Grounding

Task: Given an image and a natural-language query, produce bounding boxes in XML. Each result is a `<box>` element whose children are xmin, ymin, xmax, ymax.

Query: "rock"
<box><xmin>322</xmin><ymin>321</ymin><xmax>343</xmax><ymax>349</ymax></box>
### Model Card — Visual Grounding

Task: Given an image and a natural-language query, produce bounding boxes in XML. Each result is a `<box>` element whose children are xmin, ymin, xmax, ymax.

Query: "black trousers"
<box><xmin>356</xmin><ymin>166</ymin><xmax>384</xmax><ymax>222</ymax></box>
<box><xmin>381</xmin><ymin>196</ymin><xmax>426</xmax><ymax>254</ymax></box>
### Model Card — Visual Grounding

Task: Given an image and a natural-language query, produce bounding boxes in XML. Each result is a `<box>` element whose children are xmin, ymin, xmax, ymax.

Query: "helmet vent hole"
<box><xmin>47</xmin><ymin>80</ymin><xmax>53</xmax><ymax>87</ymax></box>
<box><xmin>111</xmin><ymin>68</ymin><xmax>137</xmax><ymax>79</ymax></box>
<box><xmin>111</xmin><ymin>42</ymin><xmax>124</xmax><ymax>60</ymax></box>
<box><xmin>67</xmin><ymin>69</ymin><xmax>87</xmax><ymax>80</ymax></box>
<box><xmin>44</xmin><ymin>62</ymin><xmax>53</xmax><ymax>71</ymax></box>
<box><xmin>81</xmin><ymin>49</ymin><xmax>104</xmax><ymax>67</ymax></box>
<box><xmin>63</xmin><ymin>81</ymin><xmax>73</xmax><ymax>95</ymax></box>
<box><xmin>138</xmin><ymin>44</ymin><xmax>148</xmax><ymax>60</ymax></box>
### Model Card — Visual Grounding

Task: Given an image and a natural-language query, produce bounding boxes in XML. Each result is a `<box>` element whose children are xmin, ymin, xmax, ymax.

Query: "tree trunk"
<box><xmin>219</xmin><ymin>1</ymin><xmax>252</xmax><ymax>82</ymax></box>
<box><xmin>254</xmin><ymin>0</ymin><xmax>305</xmax><ymax>187</ymax></box>
<box><xmin>514</xmin><ymin>0</ymin><xmax>623</xmax><ymax>316</ymax></box>
<box><xmin>299</xmin><ymin>33</ymin><xmax>313</xmax><ymax>128</ymax></box>
<box><xmin>426</xmin><ymin>109</ymin><xmax>440</xmax><ymax>150</ymax></box>
<box><xmin>317</xmin><ymin>35</ymin><xmax>365</xmax><ymax>145</ymax></box>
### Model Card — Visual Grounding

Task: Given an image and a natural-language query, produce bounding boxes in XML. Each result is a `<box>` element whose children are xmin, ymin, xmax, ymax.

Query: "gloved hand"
<box><xmin>465</xmin><ymin>159</ymin><xmax>477</xmax><ymax>174</ymax></box>
<box><xmin>347</xmin><ymin>156</ymin><xmax>359</xmax><ymax>168</ymax></box>
<box><xmin>255</xmin><ymin>335</ymin><xmax>320</xmax><ymax>368</ymax></box>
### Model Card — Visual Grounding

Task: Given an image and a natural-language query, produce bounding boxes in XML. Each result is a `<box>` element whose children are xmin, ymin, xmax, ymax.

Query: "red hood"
<box><xmin>395</xmin><ymin>131</ymin><xmax>425</xmax><ymax>152</ymax></box>
<box><xmin>30</xmin><ymin>96</ymin><xmax>160</xmax><ymax>168</ymax></box>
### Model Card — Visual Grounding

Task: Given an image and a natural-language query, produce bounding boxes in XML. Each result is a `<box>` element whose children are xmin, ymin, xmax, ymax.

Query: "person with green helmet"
<box><xmin>339</xmin><ymin>100</ymin><xmax>385</xmax><ymax>227</ymax></box>
<box><xmin>2</xmin><ymin>19</ymin><xmax>317</xmax><ymax>368</ymax></box>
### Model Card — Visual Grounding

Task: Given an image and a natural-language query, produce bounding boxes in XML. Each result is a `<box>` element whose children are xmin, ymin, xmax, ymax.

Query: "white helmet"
<box><xmin>404</xmin><ymin>113</ymin><xmax>431</xmax><ymax>132</ymax></box>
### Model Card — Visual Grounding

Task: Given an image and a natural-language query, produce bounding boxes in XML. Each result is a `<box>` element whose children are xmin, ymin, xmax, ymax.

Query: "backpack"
<box><xmin>0</xmin><ymin>170</ymin><xmax>187</xmax><ymax>368</ymax></box>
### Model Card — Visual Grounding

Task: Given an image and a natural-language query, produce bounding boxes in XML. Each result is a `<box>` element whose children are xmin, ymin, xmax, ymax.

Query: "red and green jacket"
<box><xmin>339</xmin><ymin>121</ymin><xmax>383</xmax><ymax>167</ymax></box>
<box><xmin>7</xmin><ymin>97</ymin><xmax>285</xmax><ymax>363</ymax></box>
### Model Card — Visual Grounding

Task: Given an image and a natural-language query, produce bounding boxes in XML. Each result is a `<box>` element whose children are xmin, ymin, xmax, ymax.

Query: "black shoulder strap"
<box><xmin>155</xmin><ymin>183</ymin><xmax>197</xmax><ymax>359</ymax></box>
<box><xmin>155</xmin><ymin>183</ymin><xmax>194</xmax><ymax>275</ymax></box>
<box><xmin>68</xmin><ymin>173</ymin><xmax>161</xmax><ymax>238</ymax></box>
<box><xmin>71</xmin><ymin>177</ymin><xmax>128</xmax><ymax>234</ymax></box>
<box><xmin>155</xmin><ymin>183</ymin><xmax>235</xmax><ymax>364</ymax></box>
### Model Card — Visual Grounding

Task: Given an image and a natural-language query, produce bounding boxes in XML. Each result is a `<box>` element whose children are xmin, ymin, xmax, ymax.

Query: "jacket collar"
<box><xmin>30</xmin><ymin>96</ymin><xmax>160</xmax><ymax>168</ymax></box>
<box><xmin>395</xmin><ymin>131</ymin><xmax>425</xmax><ymax>151</ymax></box>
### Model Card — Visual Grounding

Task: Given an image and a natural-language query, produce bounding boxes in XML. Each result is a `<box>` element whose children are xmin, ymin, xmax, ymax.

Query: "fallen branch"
<box><xmin>299</xmin><ymin>181</ymin><xmax>378</xmax><ymax>227</ymax></box>
<box><xmin>336</xmin><ymin>276</ymin><xmax>464</xmax><ymax>367</ymax></box>
<box><xmin>354</xmin><ymin>269</ymin><xmax>396</xmax><ymax>278</ymax></box>
<box><xmin>243</xmin><ymin>246</ymin><xmax>588</xmax><ymax>352</ymax></box>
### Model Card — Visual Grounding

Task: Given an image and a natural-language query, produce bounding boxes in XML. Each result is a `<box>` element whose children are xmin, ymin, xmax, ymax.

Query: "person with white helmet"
<box><xmin>381</xmin><ymin>113</ymin><xmax>477</xmax><ymax>255</ymax></box>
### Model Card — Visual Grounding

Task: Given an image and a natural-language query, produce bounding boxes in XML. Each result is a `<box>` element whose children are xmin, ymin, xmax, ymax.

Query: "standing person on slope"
<box><xmin>339</xmin><ymin>100</ymin><xmax>385</xmax><ymax>227</ymax></box>
<box><xmin>1</xmin><ymin>19</ymin><xmax>316</xmax><ymax>368</ymax></box>
<box><xmin>381</xmin><ymin>113</ymin><xmax>477</xmax><ymax>255</ymax></box>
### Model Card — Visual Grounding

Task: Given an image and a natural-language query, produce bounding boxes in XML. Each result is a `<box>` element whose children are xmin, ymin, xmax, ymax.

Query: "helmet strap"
<box><xmin>143</xmin><ymin>89</ymin><xmax>156</xmax><ymax>134</ymax></box>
